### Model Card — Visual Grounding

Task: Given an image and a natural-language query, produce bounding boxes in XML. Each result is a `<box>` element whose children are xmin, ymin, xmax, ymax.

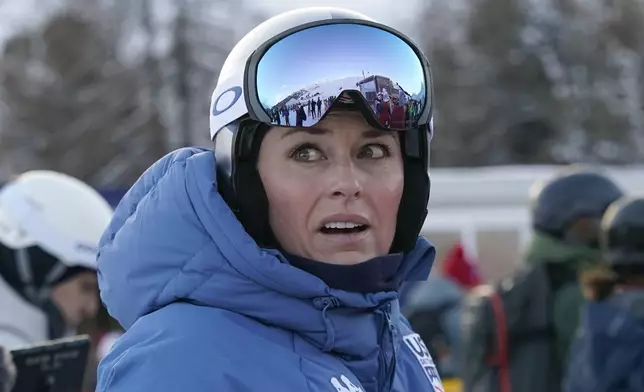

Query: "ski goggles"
<box><xmin>210</xmin><ymin>20</ymin><xmax>433</xmax><ymax>138</ymax></box>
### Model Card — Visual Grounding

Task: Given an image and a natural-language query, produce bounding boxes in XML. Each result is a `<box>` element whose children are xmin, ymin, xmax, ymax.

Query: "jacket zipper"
<box><xmin>378</xmin><ymin>302</ymin><xmax>397</xmax><ymax>392</ymax></box>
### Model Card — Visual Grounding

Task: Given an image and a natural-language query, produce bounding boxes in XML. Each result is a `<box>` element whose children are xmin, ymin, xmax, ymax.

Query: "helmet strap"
<box><xmin>14</xmin><ymin>247</ymin><xmax>67</xmax><ymax>306</ymax></box>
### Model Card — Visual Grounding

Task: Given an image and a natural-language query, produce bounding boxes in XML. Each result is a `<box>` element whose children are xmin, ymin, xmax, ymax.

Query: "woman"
<box><xmin>296</xmin><ymin>102</ymin><xmax>307</xmax><ymax>126</ymax></box>
<box><xmin>97</xmin><ymin>7</ymin><xmax>439</xmax><ymax>392</ymax></box>
<box><xmin>564</xmin><ymin>196</ymin><xmax>644</xmax><ymax>392</ymax></box>
<box><xmin>0</xmin><ymin>170</ymin><xmax>112</xmax><ymax>349</ymax></box>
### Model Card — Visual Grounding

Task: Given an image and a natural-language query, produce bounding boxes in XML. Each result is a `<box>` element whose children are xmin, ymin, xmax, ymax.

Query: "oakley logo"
<box><xmin>212</xmin><ymin>86</ymin><xmax>242</xmax><ymax>116</ymax></box>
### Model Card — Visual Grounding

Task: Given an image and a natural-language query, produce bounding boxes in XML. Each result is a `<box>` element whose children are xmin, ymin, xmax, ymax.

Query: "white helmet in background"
<box><xmin>0</xmin><ymin>170</ymin><xmax>112</xmax><ymax>270</ymax></box>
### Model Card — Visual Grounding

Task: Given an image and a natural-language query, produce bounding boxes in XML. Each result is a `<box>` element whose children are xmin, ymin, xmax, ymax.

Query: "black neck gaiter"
<box><xmin>284</xmin><ymin>253</ymin><xmax>404</xmax><ymax>294</ymax></box>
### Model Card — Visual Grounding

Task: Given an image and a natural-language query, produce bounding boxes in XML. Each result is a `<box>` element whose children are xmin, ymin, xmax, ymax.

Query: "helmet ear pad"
<box><xmin>391</xmin><ymin>126</ymin><xmax>430</xmax><ymax>254</ymax></box>
<box><xmin>216</xmin><ymin>121</ymin><xmax>278</xmax><ymax>249</ymax></box>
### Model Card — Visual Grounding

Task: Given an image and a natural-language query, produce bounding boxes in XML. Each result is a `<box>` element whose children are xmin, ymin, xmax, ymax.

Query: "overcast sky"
<box><xmin>245</xmin><ymin>0</ymin><xmax>422</xmax><ymax>32</ymax></box>
<box><xmin>0</xmin><ymin>0</ymin><xmax>425</xmax><ymax>56</ymax></box>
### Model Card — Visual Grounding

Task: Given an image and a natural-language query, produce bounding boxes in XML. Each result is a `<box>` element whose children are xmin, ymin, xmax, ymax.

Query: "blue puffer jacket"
<box><xmin>95</xmin><ymin>148</ymin><xmax>443</xmax><ymax>392</ymax></box>
<box><xmin>564</xmin><ymin>290</ymin><xmax>644</xmax><ymax>392</ymax></box>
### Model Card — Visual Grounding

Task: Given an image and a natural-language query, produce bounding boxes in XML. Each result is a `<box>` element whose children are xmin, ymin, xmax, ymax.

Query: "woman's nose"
<box><xmin>328</xmin><ymin>161</ymin><xmax>363</xmax><ymax>200</ymax></box>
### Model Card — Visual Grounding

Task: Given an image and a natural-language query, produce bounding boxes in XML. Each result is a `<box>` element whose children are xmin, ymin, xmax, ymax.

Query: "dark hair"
<box><xmin>580</xmin><ymin>266</ymin><xmax>618</xmax><ymax>301</ymax></box>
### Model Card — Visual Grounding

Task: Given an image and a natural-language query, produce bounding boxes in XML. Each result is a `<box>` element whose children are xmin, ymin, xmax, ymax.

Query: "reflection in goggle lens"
<box><xmin>256</xmin><ymin>23</ymin><xmax>429</xmax><ymax>131</ymax></box>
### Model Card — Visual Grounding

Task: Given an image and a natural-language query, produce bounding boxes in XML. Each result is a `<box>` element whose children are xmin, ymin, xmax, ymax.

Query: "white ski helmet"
<box><xmin>0</xmin><ymin>170</ymin><xmax>113</xmax><ymax>270</ymax></box>
<box><xmin>209</xmin><ymin>7</ymin><xmax>433</xmax><ymax>253</ymax></box>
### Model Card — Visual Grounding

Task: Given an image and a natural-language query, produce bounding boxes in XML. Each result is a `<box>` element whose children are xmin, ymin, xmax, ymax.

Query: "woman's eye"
<box><xmin>292</xmin><ymin>147</ymin><xmax>325</xmax><ymax>162</ymax></box>
<box><xmin>359</xmin><ymin>144</ymin><xmax>389</xmax><ymax>159</ymax></box>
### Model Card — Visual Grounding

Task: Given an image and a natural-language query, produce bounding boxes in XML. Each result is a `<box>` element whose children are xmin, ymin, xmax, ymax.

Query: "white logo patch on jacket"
<box><xmin>403</xmin><ymin>333</ymin><xmax>445</xmax><ymax>392</ymax></box>
<box><xmin>330</xmin><ymin>374</ymin><xmax>365</xmax><ymax>392</ymax></box>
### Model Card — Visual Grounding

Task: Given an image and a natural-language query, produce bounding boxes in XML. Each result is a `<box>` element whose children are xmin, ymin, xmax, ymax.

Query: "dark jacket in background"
<box><xmin>564</xmin><ymin>289</ymin><xmax>644</xmax><ymax>392</ymax></box>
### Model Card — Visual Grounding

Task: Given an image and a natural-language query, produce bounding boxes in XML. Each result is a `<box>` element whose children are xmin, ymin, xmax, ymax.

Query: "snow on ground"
<box><xmin>273</xmin><ymin>76</ymin><xmax>365</xmax><ymax>126</ymax></box>
<box><xmin>279</xmin><ymin>76</ymin><xmax>364</xmax><ymax>107</ymax></box>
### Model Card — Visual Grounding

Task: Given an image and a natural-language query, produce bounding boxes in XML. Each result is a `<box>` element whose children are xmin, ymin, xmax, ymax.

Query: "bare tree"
<box><xmin>0</xmin><ymin>0</ymin><xmax>266</xmax><ymax>186</ymax></box>
<box><xmin>415</xmin><ymin>0</ymin><xmax>644</xmax><ymax>166</ymax></box>
<box><xmin>0</xmin><ymin>12</ymin><xmax>167</xmax><ymax>187</ymax></box>
<box><xmin>166</xmin><ymin>0</ymin><xmax>264</xmax><ymax>147</ymax></box>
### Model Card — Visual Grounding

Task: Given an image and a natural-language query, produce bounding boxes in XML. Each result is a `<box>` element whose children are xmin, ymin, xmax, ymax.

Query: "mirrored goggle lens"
<box><xmin>256</xmin><ymin>23</ymin><xmax>429</xmax><ymax>131</ymax></box>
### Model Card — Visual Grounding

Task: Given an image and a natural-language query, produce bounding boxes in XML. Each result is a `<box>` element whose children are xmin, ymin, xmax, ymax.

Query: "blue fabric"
<box><xmin>96</xmin><ymin>148</ymin><xmax>442</xmax><ymax>392</ymax></box>
<box><xmin>564</xmin><ymin>292</ymin><xmax>644</xmax><ymax>392</ymax></box>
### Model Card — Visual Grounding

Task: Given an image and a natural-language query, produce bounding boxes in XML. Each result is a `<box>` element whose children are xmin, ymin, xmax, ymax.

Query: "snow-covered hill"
<box><xmin>276</xmin><ymin>76</ymin><xmax>363</xmax><ymax>108</ymax></box>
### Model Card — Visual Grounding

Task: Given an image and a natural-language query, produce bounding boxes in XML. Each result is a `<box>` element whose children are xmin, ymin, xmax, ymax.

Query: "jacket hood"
<box><xmin>98</xmin><ymin>148</ymin><xmax>436</xmax><ymax>337</ymax></box>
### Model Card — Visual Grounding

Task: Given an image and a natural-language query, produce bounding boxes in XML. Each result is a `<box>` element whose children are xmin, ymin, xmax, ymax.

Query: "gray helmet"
<box><xmin>601</xmin><ymin>196</ymin><xmax>644</xmax><ymax>267</ymax></box>
<box><xmin>529</xmin><ymin>168</ymin><xmax>624</xmax><ymax>247</ymax></box>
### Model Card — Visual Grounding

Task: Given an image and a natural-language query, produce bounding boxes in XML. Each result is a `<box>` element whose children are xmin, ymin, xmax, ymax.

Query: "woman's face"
<box><xmin>51</xmin><ymin>271</ymin><xmax>99</xmax><ymax>328</ymax></box>
<box><xmin>257</xmin><ymin>109</ymin><xmax>404</xmax><ymax>265</ymax></box>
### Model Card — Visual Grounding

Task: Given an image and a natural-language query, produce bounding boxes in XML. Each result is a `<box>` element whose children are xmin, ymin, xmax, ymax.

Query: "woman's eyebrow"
<box><xmin>362</xmin><ymin>129</ymin><xmax>396</xmax><ymax>140</ymax></box>
<box><xmin>281</xmin><ymin>127</ymin><xmax>329</xmax><ymax>139</ymax></box>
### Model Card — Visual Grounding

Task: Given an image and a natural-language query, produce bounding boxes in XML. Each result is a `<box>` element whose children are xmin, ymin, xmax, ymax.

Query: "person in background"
<box><xmin>461</xmin><ymin>168</ymin><xmax>624</xmax><ymax>392</ymax></box>
<box><xmin>564</xmin><ymin>196</ymin><xmax>644</xmax><ymax>392</ymax></box>
<box><xmin>0</xmin><ymin>170</ymin><xmax>112</xmax><ymax>349</ymax></box>
<box><xmin>296</xmin><ymin>102</ymin><xmax>307</xmax><ymax>126</ymax></box>
<box><xmin>390</xmin><ymin>98</ymin><xmax>407</xmax><ymax>129</ymax></box>
<box><xmin>404</xmin><ymin>242</ymin><xmax>483</xmax><ymax>377</ymax></box>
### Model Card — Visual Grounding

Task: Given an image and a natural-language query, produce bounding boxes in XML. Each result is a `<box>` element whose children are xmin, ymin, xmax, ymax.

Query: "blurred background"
<box><xmin>2</xmin><ymin>0</ymin><xmax>643</xmax><ymax>277</ymax></box>
<box><xmin>0</xmin><ymin>0</ymin><xmax>643</xmax><ymax>389</ymax></box>
<box><xmin>2</xmin><ymin>0</ymin><xmax>644</xmax><ymax>182</ymax></box>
